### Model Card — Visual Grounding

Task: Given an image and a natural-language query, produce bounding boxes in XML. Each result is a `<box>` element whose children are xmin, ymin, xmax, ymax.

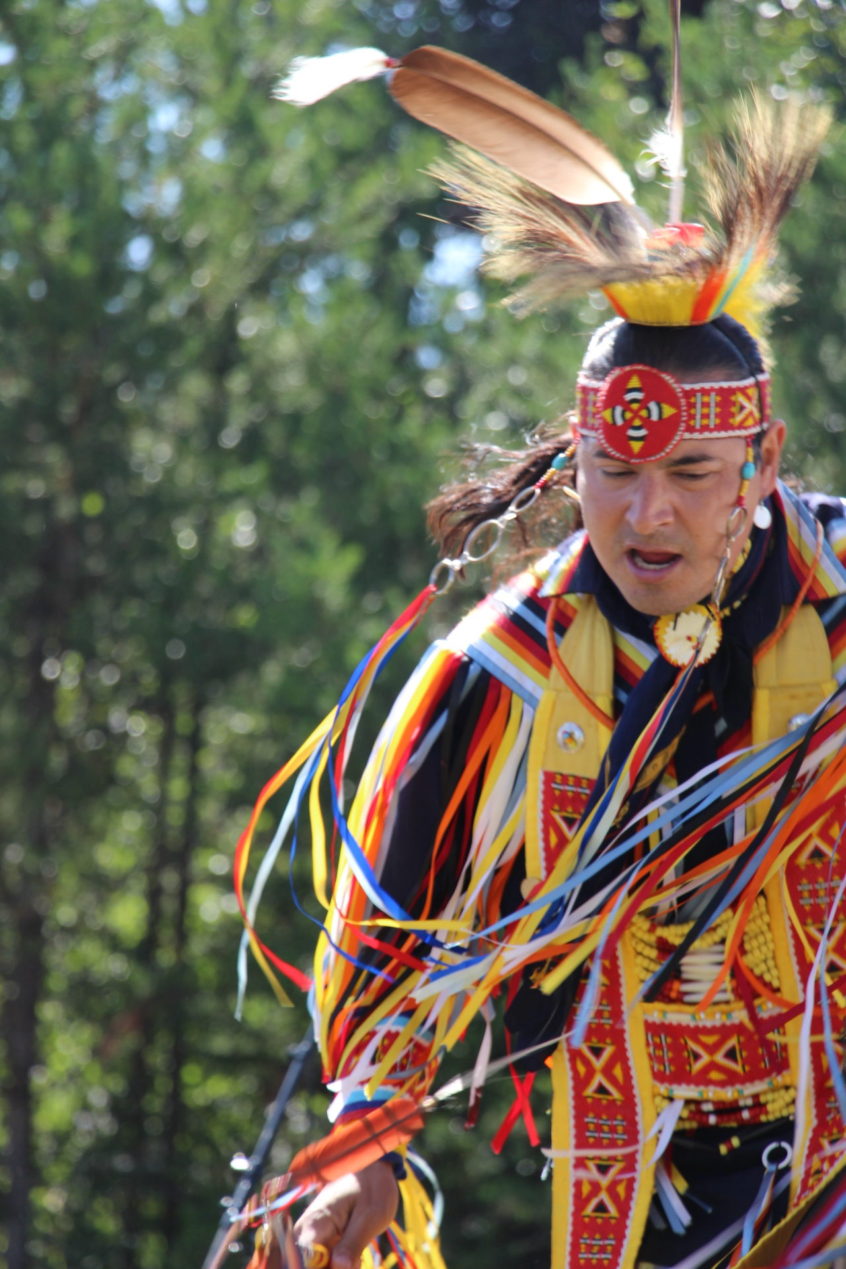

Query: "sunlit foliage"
<box><xmin>1</xmin><ymin>1</ymin><xmax>844</xmax><ymax>1266</ymax></box>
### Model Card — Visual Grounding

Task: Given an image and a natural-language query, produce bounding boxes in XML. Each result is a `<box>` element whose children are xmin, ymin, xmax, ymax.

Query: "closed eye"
<box><xmin>671</xmin><ymin>466</ymin><xmax>722</xmax><ymax>483</ymax></box>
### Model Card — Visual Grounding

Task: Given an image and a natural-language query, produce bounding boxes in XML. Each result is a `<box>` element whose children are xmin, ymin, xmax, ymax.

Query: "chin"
<box><xmin>606</xmin><ymin>559</ymin><xmax>712</xmax><ymax>619</ymax></box>
<box><xmin>615</xmin><ymin>579</ymin><xmax>701</xmax><ymax>618</ymax></box>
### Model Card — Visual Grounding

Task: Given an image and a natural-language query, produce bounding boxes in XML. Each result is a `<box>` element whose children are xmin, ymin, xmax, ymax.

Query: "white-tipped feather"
<box><xmin>272</xmin><ymin>47</ymin><xmax>391</xmax><ymax>107</ymax></box>
<box><xmin>270</xmin><ymin>39</ymin><xmax>828</xmax><ymax>339</ymax></box>
<box><xmin>392</xmin><ymin>46</ymin><xmax>635</xmax><ymax>206</ymax></box>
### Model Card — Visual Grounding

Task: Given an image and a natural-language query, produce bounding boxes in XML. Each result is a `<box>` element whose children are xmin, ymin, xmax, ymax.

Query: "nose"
<box><xmin>624</xmin><ymin>472</ymin><xmax>674</xmax><ymax>535</ymax></box>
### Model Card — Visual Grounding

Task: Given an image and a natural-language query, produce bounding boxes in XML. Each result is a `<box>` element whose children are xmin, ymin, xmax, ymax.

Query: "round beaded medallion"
<box><xmin>654</xmin><ymin>604</ymin><xmax>722</xmax><ymax>667</ymax></box>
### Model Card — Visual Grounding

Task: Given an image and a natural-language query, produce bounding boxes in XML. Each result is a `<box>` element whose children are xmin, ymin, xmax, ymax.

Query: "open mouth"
<box><xmin>627</xmin><ymin>548</ymin><xmax>681</xmax><ymax>572</ymax></box>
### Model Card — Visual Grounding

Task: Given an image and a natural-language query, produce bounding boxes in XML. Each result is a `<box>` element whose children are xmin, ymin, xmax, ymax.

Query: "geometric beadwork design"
<box><xmin>564</xmin><ymin>953</ymin><xmax>645</xmax><ymax>1269</ymax></box>
<box><xmin>644</xmin><ymin>1008</ymin><xmax>791</xmax><ymax>1125</ymax></box>
<box><xmin>597</xmin><ymin>366</ymin><xmax>686</xmax><ymax>463</ymax></box>
<box><xmin>539</xmin><ymin>770</ymin><xmax>592</xmax><ymax>877</ymax></box>
<box><xmin>784</xmin><ymin>804</ymin><xmax>846</xmax><ymax>1204</ymax></box>
<box><xmin>555</xmin><ymin>780</ymin><xmax>846</xmax><ymax>1266</ymax></box>
<box><xmin>577</xmin><ymin>368</ymin><xmax>769</xmax><ymax>463</ymax></box>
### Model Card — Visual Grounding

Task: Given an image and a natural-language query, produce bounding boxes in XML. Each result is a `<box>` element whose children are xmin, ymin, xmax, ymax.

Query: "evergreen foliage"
<box><xmin>1</xmin><ymin>1</ymin><xmax>844</xmax><ymax>1266</ymax></box>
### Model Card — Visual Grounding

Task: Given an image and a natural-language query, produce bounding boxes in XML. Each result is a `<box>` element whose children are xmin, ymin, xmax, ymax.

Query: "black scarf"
<box><xmin>577</xmin><ymin>507</ymin><xmax>781</xmax><ymax>833</ymax></box>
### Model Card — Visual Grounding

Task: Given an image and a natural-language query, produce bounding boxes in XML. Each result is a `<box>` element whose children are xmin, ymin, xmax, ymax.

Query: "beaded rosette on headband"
<box><xmin>574</xmin><ymin>360</ymin><xmax>774</xmax><ymax>666</ymax></box>
<box><xmin>575</xmin><ymin>365</ymin><xmax>771</xmax><ymax>464</ymax></box>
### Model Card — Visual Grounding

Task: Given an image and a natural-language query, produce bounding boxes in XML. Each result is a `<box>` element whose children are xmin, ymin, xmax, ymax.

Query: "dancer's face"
<box><xmin>576</xmin><ymin>420</ymin><xmax>785</xmax><ymax>617</ymax></box>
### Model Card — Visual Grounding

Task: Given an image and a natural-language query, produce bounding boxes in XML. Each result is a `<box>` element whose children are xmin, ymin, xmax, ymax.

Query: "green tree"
<box><xmin>2</xmin><ymin>2</ymin><xmax>845</xmax><ymax>1267</ymax></box>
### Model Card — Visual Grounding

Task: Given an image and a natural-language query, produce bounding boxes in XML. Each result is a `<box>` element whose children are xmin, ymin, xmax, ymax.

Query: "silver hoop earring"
<box><xmin>753</xmin><ymin>501</ymin><xmax>773</xmax><ymax>531</ymax></box>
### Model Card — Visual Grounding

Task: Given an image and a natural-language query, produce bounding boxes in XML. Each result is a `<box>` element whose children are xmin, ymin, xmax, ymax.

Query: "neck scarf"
<box><xmin>568</xmin><ymin>499</ymin><xmax>782</xmax><ymax>838</ymax></box>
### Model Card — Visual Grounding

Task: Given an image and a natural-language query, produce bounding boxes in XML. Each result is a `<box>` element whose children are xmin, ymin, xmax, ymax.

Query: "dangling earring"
<box><xmin>753</xmin><ymin>501</ymin><xmax>773</xmax><ymax>531</ymax></box>
<box><xmin>534</xmin><ymin>443</ymin><xmax>580</xmax><ymax>507</ymax></box>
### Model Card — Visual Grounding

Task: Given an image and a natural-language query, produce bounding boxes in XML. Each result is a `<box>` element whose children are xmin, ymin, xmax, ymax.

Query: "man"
<box><xmin>236</xmin><ymin>43</ymin><xmax>846</xmax><ymax>1269</ymax></box>
<box><xmin>279</xmin><ymin>310</ymin><xmax>846</xmax><ymax>1269</ymax></box>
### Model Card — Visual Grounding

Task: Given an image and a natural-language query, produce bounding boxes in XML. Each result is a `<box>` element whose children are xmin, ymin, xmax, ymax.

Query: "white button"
<box><xmin>788</xmin><ymin>713</ymin><xmax>810</xmax><ymax>731</ymax></box>
<box><xmin>557</xmin><ymin>722</ymin><xmax>585</xmax><ymax>751</ymax></box>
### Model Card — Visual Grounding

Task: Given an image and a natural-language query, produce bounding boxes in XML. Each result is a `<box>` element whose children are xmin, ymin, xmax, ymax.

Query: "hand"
<box><xmin>293</xmin><ymin>1159</ymin><xmax>399</xmax><ymax>1269</ymax></box>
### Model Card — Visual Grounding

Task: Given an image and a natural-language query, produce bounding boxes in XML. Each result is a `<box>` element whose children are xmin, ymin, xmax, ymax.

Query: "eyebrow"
<box><xmin>666</xmin><ymin>452</ymin><xmax>721</xmax><ymax>468</ymax></box>
<box><xmin>593</xmin><ymin>447</ymin><xmax>721</xmax><ymax>469</ymax></box>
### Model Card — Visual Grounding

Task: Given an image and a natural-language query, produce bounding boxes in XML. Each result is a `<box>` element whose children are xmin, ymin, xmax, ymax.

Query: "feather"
<box><xmin>706</xmin><ymin>92</ymin><xmax>831</xmax><ymax>258</ymax></box>
<box><xmin>700</xmin><ymin>92</ymin><xmax>832</xmax><ymax>328</ymax></box>
<box><xmin>274</xmin><ymin>44</ymin><xmax>635</xmax><ymax>205</ymax></box>
<box><xmin>390</xmin><ymin>45</ymin><xmax>635</xmax><ymax>207</ymax></box>
<box><xmin>284</xmin><ymin>1094</ymin><xmax>428</xmax><ymax>1195</ymax></box>
<box><xmin>644</xmin><ymin>124</ymin><xmax>680</xmax><ymax>183</ymax></box>
<box><xmin>665</xmin><ymin>0</ymin><xmax>685</xmax><ymax>223</ymax></box>
<box><xmin>429</xmin><ymin>144</ymin><xmax>654</xmax><ymax>314</ymax></box>
<box><xmin>641</xmin><ymin>2</ymin><xmax>685</xmax><ymax>222</ymax></box>
<box><xmin>427</xmin><ymin>92</ymin><xmax>829</xmax><ymax>335</ymax></box>
<box><xmin>273</xmin><ymin>48</ymin><xmax>393</xmax><ymax>107</ymax></box>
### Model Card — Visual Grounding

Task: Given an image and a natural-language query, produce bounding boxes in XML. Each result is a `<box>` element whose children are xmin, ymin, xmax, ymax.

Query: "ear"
<box><xmin>758</xmin><ymin>420</ymin><xmax>786</xmax><ymax>496</ymax></box>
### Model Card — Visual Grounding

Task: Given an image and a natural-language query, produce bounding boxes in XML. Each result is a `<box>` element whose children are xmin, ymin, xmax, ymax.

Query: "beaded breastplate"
<box><xmin>530</xmin><ymin>599</ymin><xmax>845</xmax><ymax>1269</ymax></box>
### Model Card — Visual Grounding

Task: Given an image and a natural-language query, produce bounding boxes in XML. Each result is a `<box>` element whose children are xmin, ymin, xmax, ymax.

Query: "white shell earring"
<box><xmin>753</xmin><ymin>501</ymin><xmax>773</xmax><ymax>530</ymax></box>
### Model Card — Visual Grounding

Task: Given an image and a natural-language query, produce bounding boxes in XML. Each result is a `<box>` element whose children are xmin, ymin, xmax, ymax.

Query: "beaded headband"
<box><xmin>574</xmin><ymin>365</ymin><xmax>771</xmax><ymax>464</ymax></box>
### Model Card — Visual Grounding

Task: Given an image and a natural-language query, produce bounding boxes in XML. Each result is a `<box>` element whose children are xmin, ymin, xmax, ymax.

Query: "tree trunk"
<box><xmin>2</xmin><ymin>889</ymin><xmax>46</xmax><ymax>1269</ymax></box>
<box><xmin>119</xmin><ymin>690</ymin><xmax>177</xmax><ymax>1268</ymax></box>
<box><xmin>161</xmin><ymin>690</ymin><xmax>204</xmax><ymax>1248</ymax></box>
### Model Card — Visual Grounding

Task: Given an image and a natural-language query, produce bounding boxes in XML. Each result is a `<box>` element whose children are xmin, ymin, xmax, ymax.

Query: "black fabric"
<box><xmin>378</xmin><ymin>658</ymin><xmax>485</xmax><ymax>914</ymax></box>
<box><xmin>638</xmin><ymin>1119</ymin><xmax>792</xmax><ymax>1269</ymax></box>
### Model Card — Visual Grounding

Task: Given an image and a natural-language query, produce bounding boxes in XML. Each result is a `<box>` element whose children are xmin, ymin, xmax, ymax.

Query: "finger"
<box><xmin>329</xmin><ymin>1216</ymin><xmax>369</xmax><ymax>1269</ymax></box>
<box><xmin>293</xmin><ymin>1200</ymin><xmax>346</xmax><ymax>1254</ymax></box>
<box><xmin>329</xmin><ymin>1175</ymin><xmax>399</xmax><ymax>1269</ymax></box>
<box><xmin>293</xmin><ymin>1163</ymin><xmax>399</xmax><ymax>1269</ymax></box>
